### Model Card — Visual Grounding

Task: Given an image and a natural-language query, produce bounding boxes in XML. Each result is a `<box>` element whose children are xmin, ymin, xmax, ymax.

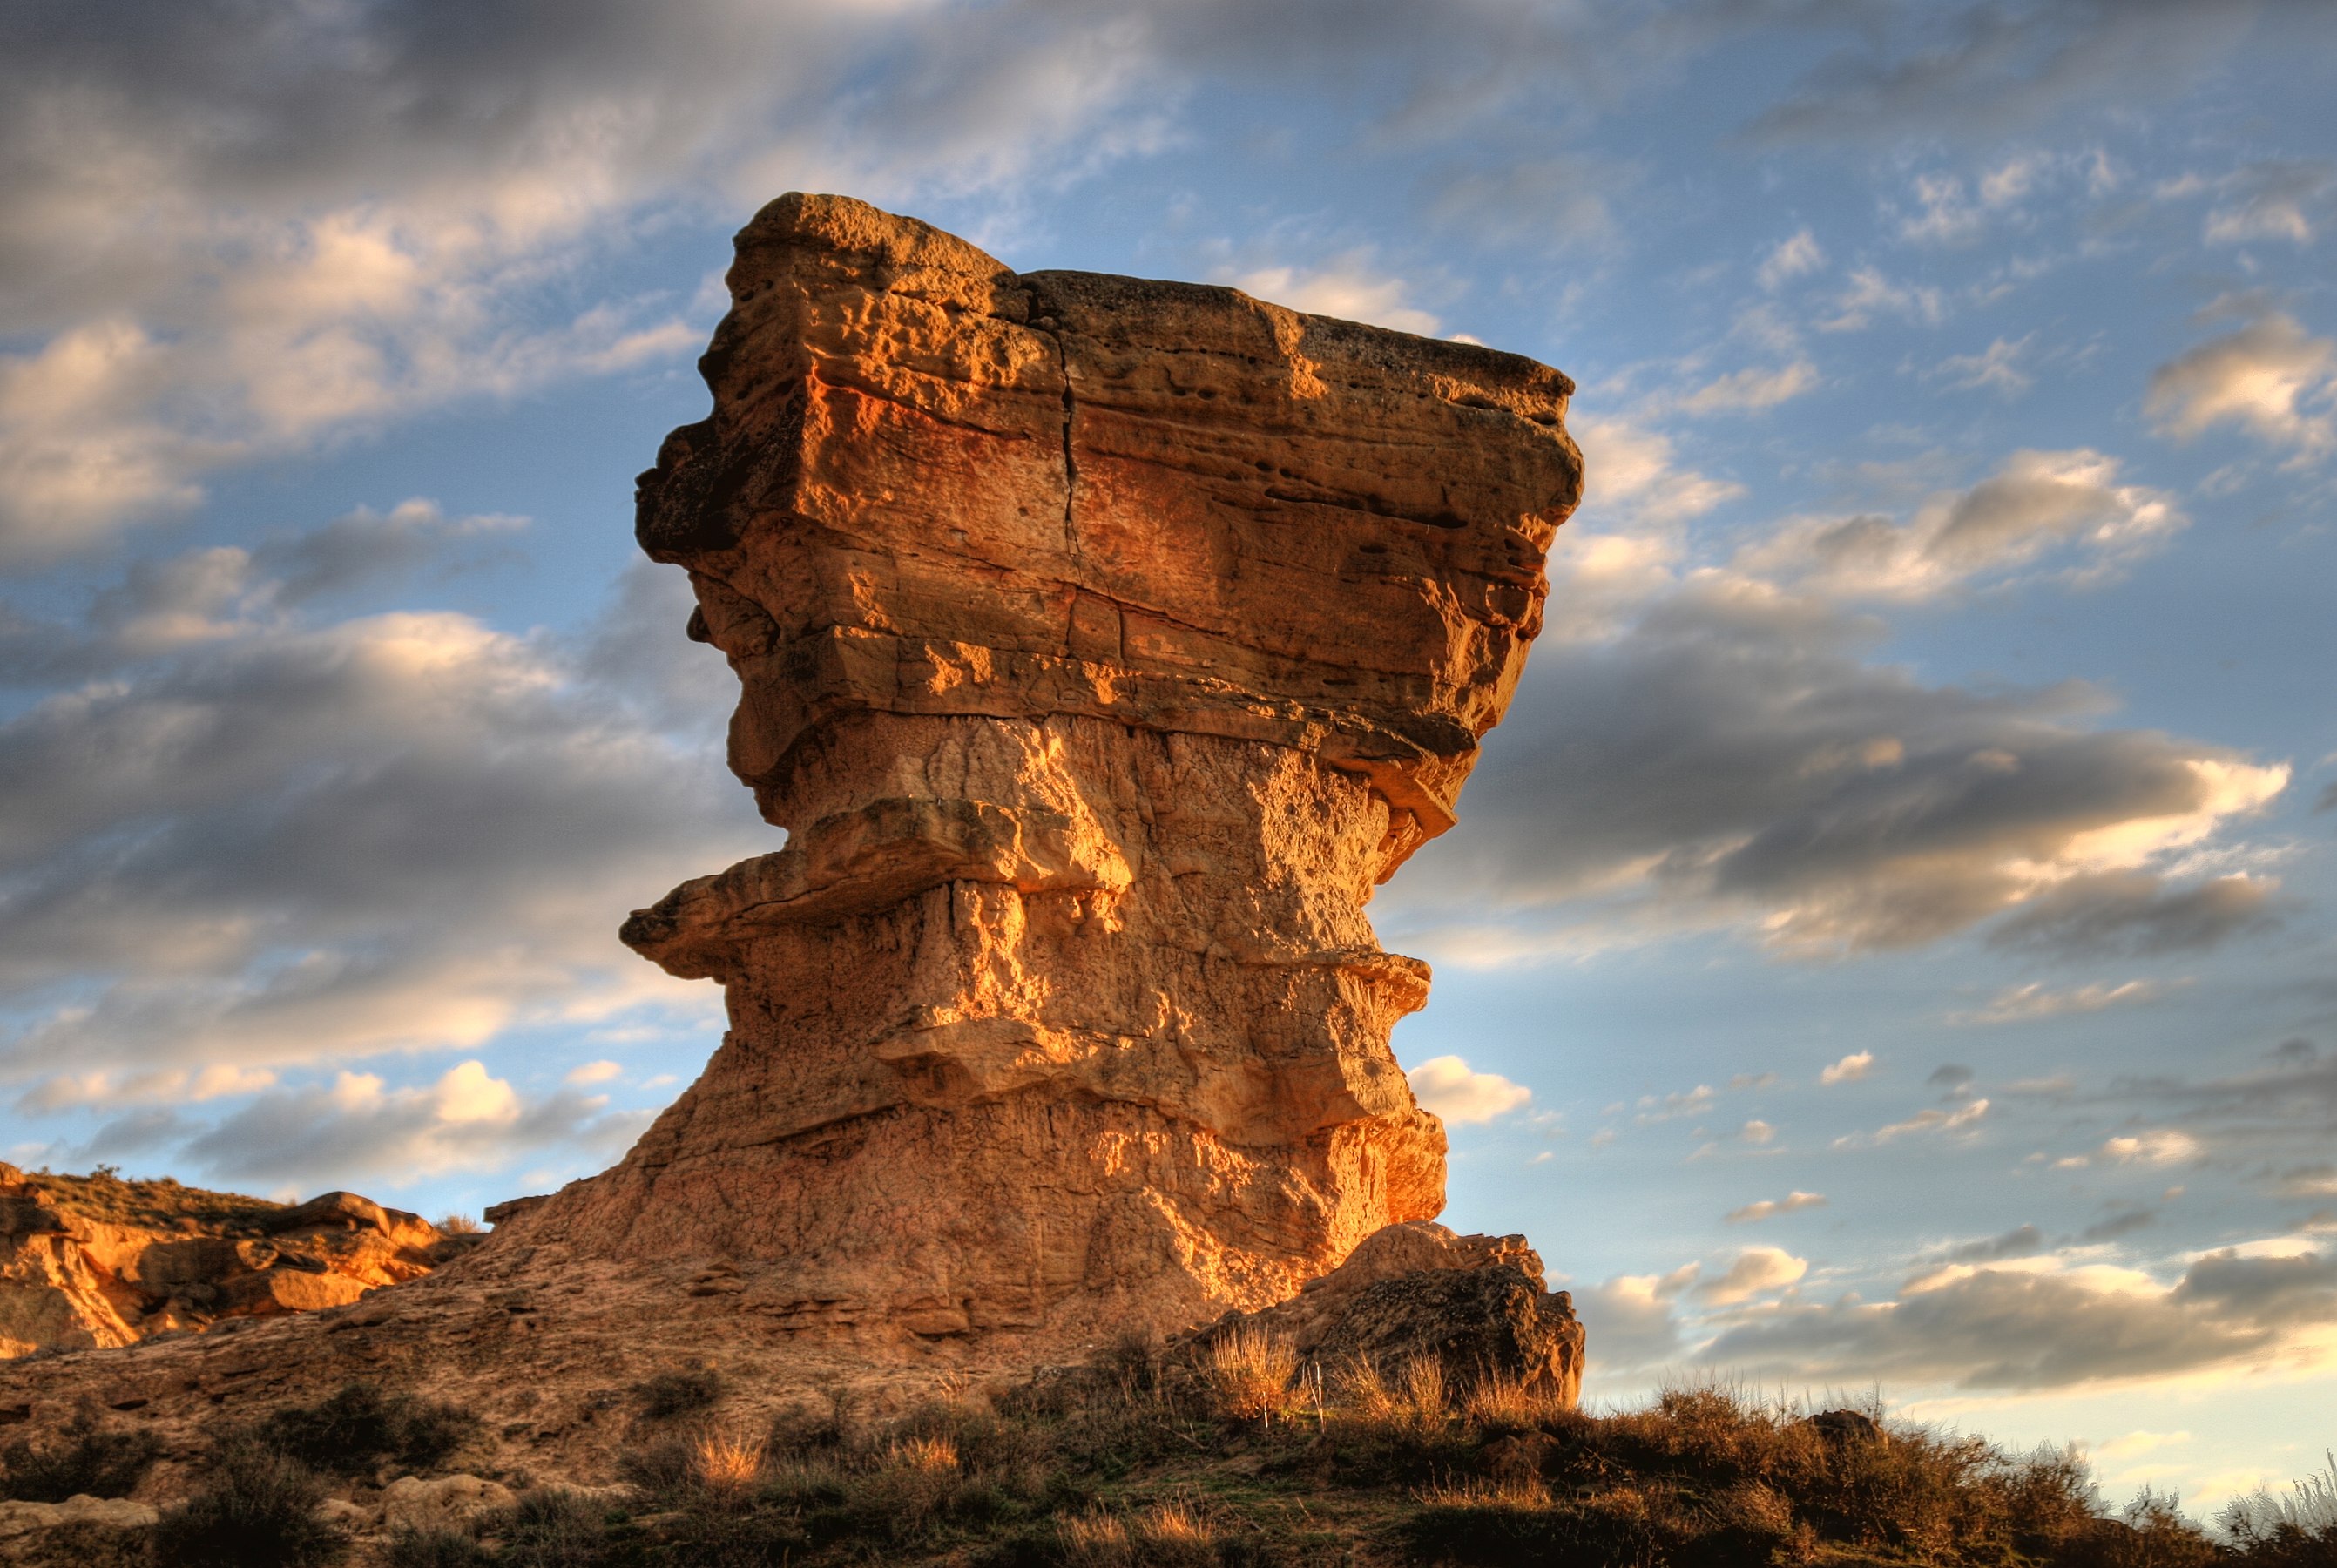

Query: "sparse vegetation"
<box><xmin>0</xmin><ymin>1402</ymin><xmax>164</xmax><ymax>1501</ymax></box>
<box><xmin>151</xmin><ymin>1441</ymin><xmax>349</xmax><ymax>1568</ymax></box>
<box><xmin>242</xmin><ymin>1378</ymin><xmax>483</xmax><ymax>1477</ymax></box>
<box><xmin>632</xmin><ymin>1362</ymin><xmax>726</xmax><ymax>1420</ymax></box>
<box><xmin>437</xmin><ymin>1213</ymin><xmax>483</xmax><ymax>1235</ymax></box>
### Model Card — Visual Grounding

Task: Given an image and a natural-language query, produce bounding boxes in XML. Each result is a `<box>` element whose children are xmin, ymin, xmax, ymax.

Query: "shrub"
<box><xmin>152</xmin><ymin>1443</ymin><xmax>348</xmax><ymax>1568</ymax></box>
<box><xmin>383</xmin><ymin>1528</ymin><xmax>495</xmax><ymax>1568</ymax></box>
<box><xmin>436</xmin><ymin>1213</ymin><xmax>483</xmax><ymax>1235</ymax></box>
<box><xmin>0</xmin><ymin>1403</ymin><xmax>164</xmax><ymax>1501</ymax></box>
<box><xmin>633</xmin><ymin>1363</ymin><xmax>726</xmax><ymax>1420</ymax></box>
<box><xmin>253</xmin><ymin>1380</ymin><xmax>481</xmax><ymax>1476</ymax></box>
<box><xmin>490</xmin><ymin>1489</ymin><xmax>622</xmax><ymax>1568</ymax></box>
<box><xmin>1204</xmin><ymin>1326</ymin><xmax>1297</xmax><ymax>1423</ymax></box>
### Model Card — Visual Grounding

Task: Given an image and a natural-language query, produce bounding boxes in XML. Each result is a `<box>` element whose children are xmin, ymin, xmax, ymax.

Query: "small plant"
<box><xmin>488</xmin><ymin>1489</ymin><xmax>618</xmax><ymax>1568</ymax></box>
<box><xmin>692</xmin><ymin>1425</ymin><xmax>768</xmax><ymax>1493</ymax></box>
<box><xmin>0</xmin><ymin>1403</ymin><xmax>165</xmax><ymax>1501</ymax></box>
<box><xmin>152</xmin><ymin>1443</ymin><xmax>349</xmax><ymax>1568</ymax></box>
<box><xmin>253</xmin><ymin>1380</ymin><xmax>481</xmax><ymax>1476</ymax></box>
<box><xmin>2220</xmin><ymin>1450</ymin><xmax>2337</xmax><ymax>1551</ymax></box>
<box><xmin>634</xmin><ymin>1362</ymin><xmax>726</xmax><ymax>1419</ymax></box>
<box><xmin>1204</xmin><ymin>1324</ymin><xmax>1297</xmax><ymax>1423</ymax></box>
<box><xmin>436</xmin><ymin>1213</ymin><xmax>482</xmax><ymax>1235</ymax></box>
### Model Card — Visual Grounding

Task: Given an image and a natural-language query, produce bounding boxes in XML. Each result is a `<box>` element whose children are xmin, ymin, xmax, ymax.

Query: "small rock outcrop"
<box><xmin>0</xmin><ymin>1166</ymin><xmax>464</xmax><ymax>1357</ymax></box>
<box><xmin>1199</xmin><ymin>1221</ymin><xmax>1584</xmax><ymax>1403</ymax></box>
<box><xmin>506</xmin><ymin>193</ymin><xmax>1583</xmax><ymax>1353</ymax></box>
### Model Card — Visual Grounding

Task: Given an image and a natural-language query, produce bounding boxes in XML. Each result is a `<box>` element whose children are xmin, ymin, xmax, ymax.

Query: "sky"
<box><xmin>3</xmin><ymin>0</ymin><xmax>2334</xmax><ymax>1517</ymax></box>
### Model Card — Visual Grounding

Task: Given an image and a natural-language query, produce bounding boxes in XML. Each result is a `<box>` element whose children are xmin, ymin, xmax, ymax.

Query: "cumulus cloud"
<box><xmin>1820</xmin><ymin>1051</ymin><xmax>1874</xmax><ymax>1086</ymax></box>
<box><xmin>2146</xmin><ymin>312</ymin><xmax>2337</xmax><ymax>459</ymax></box>
<box><xmin>1726</xmin><ymin>1191</ymin><xmax>1827</xmax><ymax>1224</ymax></box>
<box><xmin>0</xmin><ymin>528</ymin><xmax>767</xmax><ymax>1125</ymax></box>
<box><xmin>1577</xmin><ymin>1262</ymin><xmax>1699</xmax><ymax>1373</ymax></box>
<box><xmin>1739</xmin><ymin>449</ymin><xmax>2185</xmax><ymax>600</ymax></box>
<box><xmin>1698</xmin><ymin>1247</ymin><xmax>2337</xmax><ymax>1392</ymax></box>
<box><xmin>1380</xmin><ymin>542</ymin><xmax>2287</xmax><ymax>962</ymax></box>
<box><xmin>1699</xmin><ymin>1247</ymin><xmax>1808</xmax><ymax>1306</ymax></box>
<box><xmin>1406</xmin><ymin>1055</ymin><xmax>1532</xmax><ymax>1124</ymax></box>
<box><xmin>179</xmin><ymin>1060</ymin><xmax>648</xmax><ymax>1189</ymax></box>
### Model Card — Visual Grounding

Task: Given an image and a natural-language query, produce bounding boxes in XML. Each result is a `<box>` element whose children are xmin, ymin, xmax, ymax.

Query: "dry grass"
<box><xmin>1058</xmin><ymin>1498</ymin><xmax>1224</xmax><ymax>1567</ymax></box>
<box><xmin>435</xmin><ymin>1212</ymin><xmax>482</xmax><ymax>1235</ymax></box>
<box><xmin>689</xmin><ymin>1425</ymin><xmax>767</xmax><ymax>1492</ymax></box>
<box><xmin>1204</xmin><ymin>1324</ymin><xmax>1299</xmax><ymax>1423</ymax></box>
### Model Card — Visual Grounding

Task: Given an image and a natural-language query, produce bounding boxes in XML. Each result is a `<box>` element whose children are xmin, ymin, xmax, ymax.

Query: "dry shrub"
<box><xmin>1338</xmin><ymin>1354</ymin><xmax>1449</xmax><ymax>1439</ymax></box>
<box><xmin>691</xmin><ymin>1425</ymin><xmax>767</xmax><ymax>1493</ymax></box>
<box><xmin>0</xmin><ymin>1403</ymin><xmax>164</xmax><ymax>1501</ymax></box>
<box><xmin>634</xmin><ymin>1362</ymin><xmax>725</xmax><ymax>1420</ymax></box>
<box><xmin>1057</xmin><ymin>1500</ymin><xmax>1221</xmax><ymax>1567</ymax></box>
<box><xmin>1460</xmin><ymin>1373</ymin><xmax>1570</xmax><ymax>1437</ymax></box>
<box><xmin>890</xmin><ymin>1432</ymin><xmax>960</xmax><ymax>1473</ymax></box>
<box><xmin>1206</xmin><ymin>1324</ymin><xmax>1298</xmax><ymax>1423</ymax></box>
<box><xmin>436</xmin><ymin>1213</ymin><xmax>481</xmax><ymax>1235</ymax></box>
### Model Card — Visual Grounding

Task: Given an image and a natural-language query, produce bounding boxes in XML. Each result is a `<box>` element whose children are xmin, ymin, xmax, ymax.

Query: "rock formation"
<box><xmin>505</xmin><ymin>193</ymin><xmax>1583</xmax><ymax>1351</ymax></box>
<box><xmin>0</xmin><ymin>1167</ymin><xmax>466</xmax><ymax>1358</ymax></box>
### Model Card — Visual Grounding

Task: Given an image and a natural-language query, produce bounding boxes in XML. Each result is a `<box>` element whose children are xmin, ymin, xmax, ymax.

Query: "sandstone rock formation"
<box><xmin>505</xmin><ymin>193</ymin><xmax>1582</xmax><ymax>1352</ymax></box>
<box><xmin>0</xmin><ymin>1166</ymin><xmax>463</xmax><ymax>1357</ymax></box>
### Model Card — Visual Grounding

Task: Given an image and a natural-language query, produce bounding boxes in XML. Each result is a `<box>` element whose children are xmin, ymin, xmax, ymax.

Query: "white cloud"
<box><xmin>565</xmin><ymin>1060</ymin><xmax>625</xmax><ymax>1086</ymax></box>
<box><xmin>1835</xmin><ymin>1098</ymin><xmax>1989</xmax><ymax>1150</ymax></box>
<box><xmin>2100</xmin><ymin>1130</ymin><xmax>2204</xmax><ymax>1167</ymax></box>
<box><xmin>1820</xmin><ymin>267</ymin><xmax>1946</xmax><ymax>333</ymax></box>
<box><xmin>1756</xmin><ymin>228</ymin><xmax>1825</xmax><ymax>290</ymax></box>
<box><xmin>1726</xmin><ymin>1191</ymin><xmax>1826</xmax><ymax>1224</ymax></box>
<box><xmin>1820</xmin><ymin>1051</ymin><xmax>1874</xmax><ymax>1086</ymax></box>
<box><xmin>1934</xmin><ymin>335</ymin><xmax>2035</xmax><ymax>396</ymax></box>
<box><xmin>2147</xmin><ymin>313</ymin><xmax>2337</xmax><ymax>459</ymax></box>
<box><xmin>1739</xmin><ymin>1119</ymin><xmax>1776</xmax><ymax>1146</ymax></box>
<box><xmin>1228</xmin><ymin>258</ymin><xmax>1442</xmax><ymax>336</ymax></box>
<box><xmin>1407</xmin><ymin>1055</ymin><xmax>1531</xmax><ymax>1124</ymax></box>
<box><xmin>1673</xmin><ymin>360</ymin><xmax>1820</xmax><ymax>416</ymax></box>
<box><xmin>1947</xmin><ymin>980</ymin><xmax>2163</xmax><ymax>1026</ymax></box>
<box><xmin>1740</xmin><ymin>449</ymin><xmax>2185</xmax><ymax>601</ymax></box>
<box><xmin>1699</xmin><ymin>1246</ymin><xmax>1808</xmax><ymax>1306</ymax></box>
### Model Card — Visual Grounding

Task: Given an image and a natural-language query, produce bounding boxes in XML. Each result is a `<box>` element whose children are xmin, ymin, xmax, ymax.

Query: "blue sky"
<box><xmin>3</xmin><ymin>0</ymin><xmax>2334</xmax><ymax>1513</ymax></box>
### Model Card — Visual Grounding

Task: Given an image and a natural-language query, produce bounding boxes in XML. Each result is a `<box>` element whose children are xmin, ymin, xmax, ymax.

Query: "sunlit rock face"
<box><xmin>523</xmin><ymin>193</ymin><xmax>1581</xmax><ymax>1349</ymax></box>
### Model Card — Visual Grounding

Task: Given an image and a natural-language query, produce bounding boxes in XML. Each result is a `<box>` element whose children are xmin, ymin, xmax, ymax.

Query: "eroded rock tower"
<box><xmin>517</xmin><ymin>193</ymin><xmax>1582</xmax><ymax>1351</ymax></box>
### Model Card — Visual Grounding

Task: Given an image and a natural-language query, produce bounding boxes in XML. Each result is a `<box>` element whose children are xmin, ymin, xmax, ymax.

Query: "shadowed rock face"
<box><xmin>518</xmin><ymin>193</ymin><xmax>1581</xmax><ymax>1351</ymax></box>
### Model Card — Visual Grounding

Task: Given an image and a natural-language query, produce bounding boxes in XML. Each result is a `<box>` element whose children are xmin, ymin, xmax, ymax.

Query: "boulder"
<box><xmin>0</xmin><ymin>1494</ymin><xmax>159</xmax><ymax>1540</ymax></box>
<box><xmin>380</xmin><ymin>1474</ymin><xmax>517</xmax><ymax>1534</ymax></box>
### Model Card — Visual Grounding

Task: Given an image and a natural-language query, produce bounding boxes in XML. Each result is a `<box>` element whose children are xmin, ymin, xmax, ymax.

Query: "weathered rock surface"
<box><xmin>504</xmin><ymin>192</ymin><xmax>1582</xmax><ymax>1353</ymax></box>
<box><xmin>1198</xmin><ymin>1221</ymin><xmax>1584</xmax><ymax>1403</ymax></box>
<box><xmin>0</xmin><ymin>1166</ymin><xmax>465</xmax><ymax>1358</ymax></box>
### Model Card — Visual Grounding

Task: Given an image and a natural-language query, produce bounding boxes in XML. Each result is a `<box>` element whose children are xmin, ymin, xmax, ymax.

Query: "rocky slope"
<box><xmin>0</xmin><ymin>1166</ymin><xmax>463</xmax><ymax>1358</ymax></box>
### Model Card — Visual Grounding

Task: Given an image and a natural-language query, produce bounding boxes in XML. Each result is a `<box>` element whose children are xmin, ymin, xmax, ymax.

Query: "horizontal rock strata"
<box><xmin>502</xmin><ymin>192</ymin><xmax>1583</xmax><ymax>1352</ymax></box>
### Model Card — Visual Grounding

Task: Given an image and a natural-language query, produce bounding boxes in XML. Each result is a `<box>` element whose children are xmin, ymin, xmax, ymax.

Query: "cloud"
<box><xmin>1834</xmin><ymin>1098</ymin><xmax>1989</xmax><ymax>1150</ymax></box>
<box><xmin>1934</xmin><ymin>335</ymin><xmax>2036</xmax><ymax>396</ymax></box>
<box><xmin>1820</xmin><ymin>1051</ymin><xmax>1874</xmax><ymax>1086</ymax></box>
<box><xmin>1751</xmin><ymin>1</ymin><xmax>2317</xmax><ymax>142</ymax></box>
<box><xmin>1726</xmin><ymin>1191</ymin><xmax>1826</xmax><ymax>1224</ymax></box>
<box><xmin>1407</xmin><ymin>1056</ymin><xmax>1531</xmax><ymax>1125</ymax></box>
<box><xmin>566</xmin><ymin>1061</ymin><xmax>624</xmax><ymax>1086</ymax></box>
<box><xmin>1699</xmin><ymin>1247</ymin><xmax>2337</xmax><ymax>1393</ymax></box>
<box><xmin>1673</xmin><ymin>360</ymin><xmax>1820</xmax><ymax>416</ymax></box>
<box><xmin>1984</xmin><ymin>871</ymin><xmax>2282</xmax><ymax>957</ymax></box>
<box><xmin>2162</xmin><ymin>159</ymin><xmax>2337</xmax><ymax>246</ymax></box>
<box><xmin>1757</xmin><ymin>229</ymin><xmax>1825</xmax><ymax>290</ymax></box>
<box><xmin>1577</xmin><ymin>1263</ymin><xmax>1699</xmax><ymax>1374</ymax></box>
<box><xmin>2147</xmin><ymin>313</ymin><xmax>2337</xmax><ymax>459</ymax></box>
<box><xmin>1568</xmin><ymin>416</ymin><xmax>1744</xmax><ymax>531</ymax></box>
<box><xmin>179</xmin><ymin>1060</ymin><xmax>647</xmax><ymax>1189</ymax></box>
<box><xmin>1947</xmin><ymin>979</ymin><xmax>2163</xmax><ymax>1026</ymax></box>
<box><xmin>2100</xmin><ymin>1130</ymin><xmax>2203</xmax><ymax>1166</ymax></box>
<box><xmin>1380</xmin><ymin>551</ymin><xmax>2287</xmax><ymax>962</ymax></box>
<box><xmin>1227</xmin><ymin>258</ymin><xmax>1443</xmax><ymax>336</ymax></box>
<box><xmin>1699</xmin><ymin>1247</ymin><xmax>1808</xmax><ymax>1306</ymax></box>
<box><xmin>0</xmin><ymin>530</ymin><xmax>767</xmax><ymax>1125</ymax></box>
<box><xmin>1939</xmin><ymin>1223</ymin><xmax>2047</xmax><ymax>1263</ymax></box>
<box><xmin>1740</xmin><ymin>449</ymin><xmax>2185</xmax><ymax>600</ymax></box>
<box><xmin>1820</xmin><ymin>267</ymin><xmax>1946</xmax><ymax>333</ymax></box>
